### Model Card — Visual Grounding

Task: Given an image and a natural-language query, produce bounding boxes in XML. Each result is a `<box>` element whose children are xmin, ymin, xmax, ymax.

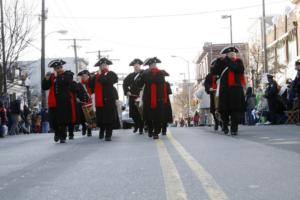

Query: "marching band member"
<box><xmin>42</xmin><ymin>59</ymin><xmax>77</xmax><ymax>143</ymax></box>
<box><xmin>90</xmin><ymin>58</ymin><xmax>118</xmax><ymax>141</ymax></box>
<box><xmin>123</xmin><ymin>58</ymin><xmax>144</xmax><ymax>134</ymax></box>
<box><xmin>136</xmin><ymin>57</ymin><xmax>169</xmax><ymax>139</ymax></box>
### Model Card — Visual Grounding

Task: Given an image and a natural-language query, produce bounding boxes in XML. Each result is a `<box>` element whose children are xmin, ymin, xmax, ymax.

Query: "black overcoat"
<box><xmin>211</xmin><ymin>57</ymin><xmax>246</xmax><ymax>113</ymax></box>
<box><xmin>136</xmin><ymin>69</ymin><xmax>168</xmax><ymax>123</ymax></box>
<box><xmin>42</xmin><ymin>72</ymin><xmax>76</xmax><ymax>126</ymax></box>
<box><xmin>90</xmin><ymin>71</ymin><xmax>119</xmax><ymax>127</ymax></box>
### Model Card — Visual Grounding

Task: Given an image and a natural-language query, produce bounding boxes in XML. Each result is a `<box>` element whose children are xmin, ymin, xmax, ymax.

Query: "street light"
<box><xmin>221</xmin><ymin>15</ymin><xmax>233</xmax><ymax>45</ymax></box>
<box><xmin>171</xmin><ymin>55</ymin><xmax>191</xmax><ymax>122</ymax></box>
<box><xmin>45</xmin><ymin>30</ymin><xmax>68</xmax><ymax>37</ymax></box>
<box><xmin>41</xmin><ymin>29</ymin><xmax>68</xmax><ymax>109</ymax></box>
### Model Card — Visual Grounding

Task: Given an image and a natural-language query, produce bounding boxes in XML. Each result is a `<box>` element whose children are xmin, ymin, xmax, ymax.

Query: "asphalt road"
<box><xmin>1</xmin><ymin>125</ymin><xmax>300</xmax><ymax>200</ymax></box>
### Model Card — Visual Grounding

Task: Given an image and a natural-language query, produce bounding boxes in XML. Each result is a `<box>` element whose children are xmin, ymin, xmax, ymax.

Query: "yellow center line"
<box><xmin>156</xmin><ymin>139</ymin><xmax>188</xmax><ymax>200</ymax></box>
<box><xmin>167</xmin><ymin>131</ymin><xmax>229</xmax><ymax>200</ymax></box>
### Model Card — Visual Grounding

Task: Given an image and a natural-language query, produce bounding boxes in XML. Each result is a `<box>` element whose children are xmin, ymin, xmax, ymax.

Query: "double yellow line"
<box><xmin>156</xmin><ymin>131</ymin><xmax>229</xmax><ymax>200</ymax></box>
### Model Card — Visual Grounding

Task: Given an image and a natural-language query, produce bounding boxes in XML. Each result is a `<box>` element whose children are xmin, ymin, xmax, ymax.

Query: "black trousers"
<box><xmin>147</xmin><ymin>120</ymin><xmax>162</xmax><ymax>136</ymax></box>
<box><xmin>220</xmin><ymin>111</ymin><xmax>240</xmax><ymax>132</ymax></box>
<box><xmin>68</xmin><ymin>124</ymin><xmax>74</xmax><ymax>137</ymax></box>
<box><xmin>53</xmin><ymin>125</ymin><xmax>67</xmax><ymax>140</ymax></box>
<box><xmin>129</xmin><ymin>99</ymin><xmax>144</xmax><ymax>132</ymax></box>
<box><xmin>100</xmin><ymin>124</ymin><xmax>113</xmax><ymax>138</ymax></box>
<box><xmin>82</xmin><ymin>123</ymin><xmax>92</xmax><ymax>134</ymax></box>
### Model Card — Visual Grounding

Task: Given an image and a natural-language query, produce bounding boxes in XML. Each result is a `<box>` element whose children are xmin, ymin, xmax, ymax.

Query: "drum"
<box><xmin>82</xmin><ymin>103</ymin><xmax>97</xmax><ymax>128</ymax></box>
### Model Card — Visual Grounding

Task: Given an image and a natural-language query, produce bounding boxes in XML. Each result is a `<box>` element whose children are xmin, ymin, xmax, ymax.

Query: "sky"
<box><xmin>16</xmin><ymin>0</ymin><xmax>293</xmax><ymax>85</ymax></box>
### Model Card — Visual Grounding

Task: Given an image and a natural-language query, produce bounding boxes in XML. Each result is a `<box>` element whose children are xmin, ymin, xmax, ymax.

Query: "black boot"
<box><xmin>82</xmin><ymin>129</ymin><xmax>86</xmax><ymax>136</ymax></box>
<box><xmin>153</xmin><ymin>133</ymin><xmax>159</xmax><ymax>139</ymax></box>
<box><xmin>99</xmin><ymin>129</ymin><xmax>104</xmax><ymax>139</ymax></box>
<box><xmin>87</xmin><ymin>128</ymin><xmax>92</xmax><ymax>137</ymax></box>
<box><xmin>223</xmin><ymin>124</ymin><xmax>229</xmax><ymax>135</ymax></box>
<box><xmin>230</xmin><ymin>123</ymin><xmax>238</xmax><ymax>136</ymax></box>
<box><xmin>214</xmin><ymin>121</ymin><xmax>219</xmax><ymax>131</ymax></box>
<box><xmin>60</xmin><ymin>139</ymin><xmax>66</xmax><ymax>143</ymax></box>
<box><xmin>133</xmin><ymin>127</ymin><xmax>138</xmax><ymax>133</ymax></box>
<box><xmin>105</xmin><ymin>128</ymin><xmax>112</xmax><ymax>141</ymax></box>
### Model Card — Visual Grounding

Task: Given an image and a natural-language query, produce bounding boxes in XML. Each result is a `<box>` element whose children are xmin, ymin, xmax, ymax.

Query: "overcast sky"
<box><xmin>17</xmin><ymin>0</ymin><xmax>292</xmax><ymax>84</ymax></box>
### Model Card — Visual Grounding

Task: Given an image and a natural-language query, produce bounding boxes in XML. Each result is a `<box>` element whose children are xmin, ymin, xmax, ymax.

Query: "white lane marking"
<box><xmin>156</xmin><ymin>139</ymin><xmax>188</xmax><ymax>200</ymax></box>
<box><xmin>270</xmin><ymin>141</ymin><xmax>300</xmax><ymax>145</ymax></box>
<box><xmin>168</xmin><ymin>131</ymin><xmax>229</xmax><ymax>200</ymax></box>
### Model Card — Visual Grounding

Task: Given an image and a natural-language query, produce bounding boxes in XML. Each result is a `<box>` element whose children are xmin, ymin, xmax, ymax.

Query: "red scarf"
<box><xmin>48</xmin><ymin>75</ymin><xmax>57</xmax><ymax>108</ymax></box>
<box><xmin>227</xmin><ymin>58</ymin><xmax>246</xmax><ymax>87</ymax></box>
<box><xmin>95</xmin><ymin>69</ymin><xmax>109</xmax><ymax>107</ymax></box>
<box><xmin>81</xmin><ymin>79</ymin><xmax>92</xmax><ymax>96</ymax></box>
<box><xmin>212</xmin><ymin>75</ymin><xmax>217</xmax><ymax>90</ymax></box>
<box><xmin>69</xmin><ymin>91</ymin><xmax>77</xmax><ymax>124</ymax></box>
<box><xmin>150</xmin><ymin>68</ymin><xmax>168</xmax><ymax>108</ymax></box>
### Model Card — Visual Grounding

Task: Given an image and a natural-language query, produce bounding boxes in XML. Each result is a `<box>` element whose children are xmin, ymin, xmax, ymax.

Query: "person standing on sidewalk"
<box><xmin>40</xmin><ymin>108</ymin><xmax>50</xmax><ymax>133</ymax></box>
<box><xmin>8</xmin><ymin>98</ymin><xmax>21</xmax><ymax>135</ymax></box>
<box><xmin>195</xmin><ymin>80</ymin><xmax>212</xmax><ymax>126</ymax></box>
<box><xmin>291</xmin><ymin>60</ymin><xmax>300</xmax><ymax>125</ymax></box>
<box><xmin>0</xmin><ymin>101</ymin><xmax>8</xmax><ymax>138</ymax></box>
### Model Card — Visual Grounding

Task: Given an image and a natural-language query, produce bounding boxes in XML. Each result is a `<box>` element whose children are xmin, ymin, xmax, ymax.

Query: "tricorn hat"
<box><xmin>78</xmin><ymin>69</ymin><xmax>90</xmax><ymax>76</ymax></box>
<box><xmin>48</xmin><ymin>59</ymin><xmax>66</xmax><ymax>68</ymax></box>
<box><xmin>295</xmin><ymin>60</ymin><xmax>300</xmax><ymax>65</ymax></box>
<box><xmin>143</xmin><ymin>57</ymin><xmax>161</xmax><ymax>66</ymax></box>
<box><xmin>210</xmin><ymin>58</ymin><xmax>217</xmax><ymax>66</ymax></box>
<box><xmin>94</xmin><ymin>58</ymin><xmax>113</xmax><ymax>67</ymax></box>
<box><xmin>129</xmin><ymin>58</ymin><xmax>143</xmax><ymax>66</ymax></box>
<box><xmin>220</xmin><ymin>46</ymin><xmax>239</xmax><ymax>54</ymax></box>
<box><xmin>266</xmin><ymin>74</ymin><xmax>274</xmax><ymax>79</ymax></box>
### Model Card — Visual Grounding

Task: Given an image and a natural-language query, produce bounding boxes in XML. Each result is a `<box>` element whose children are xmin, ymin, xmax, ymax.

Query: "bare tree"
<box><xmin>0</xmin><ymin>0</ymin><xmax>36</xmax><ymax>94</ymax></box>
<box><xmin>249</xmin><ymin>40</ymin><xmax>264</xmax><ymax>89</ymax></box>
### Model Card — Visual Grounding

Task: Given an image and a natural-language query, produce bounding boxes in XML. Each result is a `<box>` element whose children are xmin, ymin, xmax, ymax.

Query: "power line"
<box><xmin>60</xmin><ymin>38</ymin><xmax>90</xmax><ymax>75</ymax></box>
<box><xmin>47</xmin><ymin>0</ymin><xmax>288</xmax><ymax>20</ymax></box>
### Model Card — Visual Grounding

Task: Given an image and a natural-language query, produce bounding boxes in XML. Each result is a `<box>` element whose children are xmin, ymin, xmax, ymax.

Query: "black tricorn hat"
<box><xmin>210</xmin><ymin>58</ymin><xmax>217</xmax><ymax>66</ymax></box>
<box><xmin>220</xmin><ymin>46</ymin><xmax>239</xmax><ymax>54</ymax></box>
<box><xmin>64</xmin><ymin>70</ymin><xmax>74</xmax><ymax>78</ymax></box>
<box><xmin>143</xmin><ymin>57</ymin><xmax>161</xmax><ymax>66</ymax></box>
<box><xmin>267</xmin><ymin>74</ymin><xmax>274</xmax><ymax>79</ymax></box>
<box><xmin>78</xmin><ymin>69</ymin><xmax>90</xmax><ymax>76</ymax></box>
<box><xmin>295</xmin><ymin>60</ymin><xmax>300</xmax><ymax>65</ymax></box>
<box><xmin>94</xmin><ymin>58</ymin><xmax>113</xmax><ymax>67</ymax></box>
<box><xmin>129</xmin><ymin>58</ymin><xmax>143</xmax><ymax>66</ymax></box>
<box><xmin>48</xmin><ymin>59</ymin><xmax>66</xmax><ymax>68</ymax></box>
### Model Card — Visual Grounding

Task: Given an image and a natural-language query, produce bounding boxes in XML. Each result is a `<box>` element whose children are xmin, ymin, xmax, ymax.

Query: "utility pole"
<box><xmin>86</xmin><ymin>49</ymin><xmax>113</xmax><ymax>60</ymax></box>
<box><xmin>262</xmin><ymin>0</ymin><xmax>268</xmax><ymax>73</ymax></box>
<box><xmin>0</xmin><ymin>0</ymin><xmax>7</xmax><ymax>94</ymax></box>
<box><xmin>40</xmin><ymin>0</ymin><xmax>46</xmax><ymax>109</ymax></box>
<box><xmin>60</xmin><ymin>38</ymin><xmax>89</xmax><ymax>75</ymax></box>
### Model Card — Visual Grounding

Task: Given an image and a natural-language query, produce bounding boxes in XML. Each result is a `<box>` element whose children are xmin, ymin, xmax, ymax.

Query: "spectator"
<box><xmin>8</xmin><ymin>98</ymin><xmax>21</xmax><ymax>135</ymax></box>
<box><xmin>193</xmin><ymin>111</ymin><xmax>200</xmax><ymax>127</ymax></box>
<box><xmin>256</xmin><ymin>95</ymin><xmax>269</xmax><ymax>124</ymax></box>
<box><xmin>291</xmin><ymin>60</ymin><xmax>300</xmax><ymax>125</ymax></box>
<box><xmin>40</xmin><ymin>108</ymin><xmax>50</xmax><ymax>133</ymax></box>
<box><xmin>0</xmin><ymin>101</ymin><xmax>8</xmax><ymax>138</ymax></box>
<box><xmin>264</xmin><ymin>75</ymin><xmax>286</xmax><ymax>124</ymax></box>
<box><xmin>245</xmin><ymin>87</ymin><xmax>257</xmax><ymax>125</ymax></box>
<box><xmin>34</xmin><ymin>114</ymin><xmax>42</xmax><ymax>133</ymax></box>
<box><xmin>22</xmin><ymin>105</ymin><xmax>31</xmax><ymax>134</ymax></box>
<box><xmin>195</xmin><ymin>81</ymin><xmax>212</xmax><ymax>126</ymax></box>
